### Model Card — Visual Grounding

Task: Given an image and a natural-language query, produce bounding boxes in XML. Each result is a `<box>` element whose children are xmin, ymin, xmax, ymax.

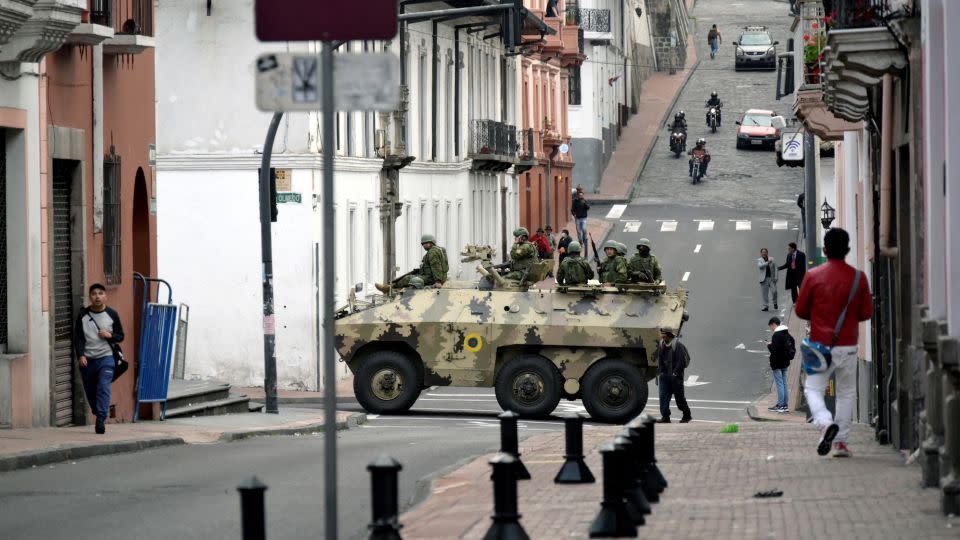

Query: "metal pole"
<box><xmin>260</xmin><ymin>112</ymin><xmax>283</xmax><ymax>415</ymax></box>
<box><xmin>804</xmin><ymin>131</ymin><xmax>817</xmax><ymax>262</ymax></box>
<box><xmin>321</xmin><ymin>41</ymin><xmax>338</xmax><ymax>540</ymax></box>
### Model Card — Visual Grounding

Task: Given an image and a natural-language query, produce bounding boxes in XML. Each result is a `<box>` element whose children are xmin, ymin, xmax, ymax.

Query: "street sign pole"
<box><xmin>259</xmin><ymin>112</ymin><xmax>283</xmax><ymax>415</ymax></box>
<box><xmin>320</xmin><ymin>42</ymin><xmax>338</xmax><ymax>540</ymax></box>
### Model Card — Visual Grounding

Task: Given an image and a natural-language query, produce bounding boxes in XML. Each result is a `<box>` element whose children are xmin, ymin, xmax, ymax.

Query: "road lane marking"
<box><xmin>623</xmin><ymin>221</ymin><xmax>641</xmax><ymax>233</ymax></box>
<box><xmin>734</xmin><ymin>220</ymin><xmax>751</xmax><ymax>231</ymax></box>
<box><xmin>697</xmin><ymin>220</ymin><xmax>714</xmax><ymax>231</ymax></box>
<box><xmin>660</xmin><ymin>220</ymin><xmax>678</xmax><ymax>232</ymax></box>
<box><xmin>684</xmin><ymin>375</ymin><xmax>710</xmax><ymax>387</ymax></box>
<box><xmin>606</xmin><ymin>204</ymin><xmax>627</xmax><ymax>219</ymax></box>
<box><xmin>682</xmin><ymin>271</ymin><xmax>690</xmax><ymax>282</ymax></box>
<box><xmin>773</xmin><ymin>220</ymin><xmax>788</xmax><ymax>230</ymax></box>
<box><xmin>694</xmin><ymin>244</ymin><xmax>702</xmax><ymax>253</ymax></box>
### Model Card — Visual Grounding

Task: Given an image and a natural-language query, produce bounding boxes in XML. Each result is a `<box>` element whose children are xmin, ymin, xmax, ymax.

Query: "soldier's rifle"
<box><xmin>589</xmin><ymin>233</ymin><xmax>601</xmax><ymax>270</ymax></box>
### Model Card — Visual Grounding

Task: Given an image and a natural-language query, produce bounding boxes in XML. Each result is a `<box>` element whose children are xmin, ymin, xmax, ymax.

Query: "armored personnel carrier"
<box><xmin>334</xmin><ymin>246</ymin><xmax>689</xmax><ymax>423</ymax></box>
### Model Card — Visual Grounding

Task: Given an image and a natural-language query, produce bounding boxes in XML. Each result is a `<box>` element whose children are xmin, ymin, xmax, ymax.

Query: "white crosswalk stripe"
<box><xmin>697</xmin><ymin>220</ymin><xmax>714</xmax><ymax>231</ymax></box>
<box><xmin>660</xmin><ymin>220</ymin><xmax>678</xmax><ymax>232</ymax></box>
<box><xmin>623</xmin><ymin>221</ymin><xmax>641</xmax><ymax>232</ymax></box>
<box><xmin>734</xmin><ymin>220</ymin><xmax>752</xmax><ymax>231</ymax></box>
<box><xmin>608</xmin><ymin>218</ymin><xmax>793</xmax><ymax>232</ymax></box>
<box><xmin>605</xmin><ymin>204</ymin><xmax>627</xmax><ymax>219</ymax></box>
<box><xmin>772</xmin><ymin>220</ymin><xmax>788</xmax><ymax>230</ymax></box>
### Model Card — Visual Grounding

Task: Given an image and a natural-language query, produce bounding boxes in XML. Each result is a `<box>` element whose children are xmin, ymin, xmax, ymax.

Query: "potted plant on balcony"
<box><xmin>803</xmin><ymin>33</ymin><xmax>826</xmax><ymax>85</ymax></box>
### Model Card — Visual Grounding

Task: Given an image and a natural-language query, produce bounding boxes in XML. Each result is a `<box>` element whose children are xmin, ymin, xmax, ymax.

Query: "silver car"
<box><xmin>733</xmin><ymin>26</ymin><xmax>778</xmax><ymax>71</ymax></box>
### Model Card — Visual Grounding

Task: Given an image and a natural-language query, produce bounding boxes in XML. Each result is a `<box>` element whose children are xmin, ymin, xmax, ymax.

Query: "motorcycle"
<box><xmin>690</xmin><ymin>155</ymin><xmax>704</xmax><ymax>184</ymax></box>
<box><xmin>706</xmin><ymin>107</ymin><xmax>719</xmax><ymax>133</ymax></box>
<box><xmin>669</xmin><ymin>130</ymin><xmax>686</xmax><ymax>158</ymax></box>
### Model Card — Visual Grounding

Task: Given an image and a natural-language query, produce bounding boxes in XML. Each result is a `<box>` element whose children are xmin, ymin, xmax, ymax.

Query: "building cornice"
<box><xmin>0</xmin><ymin>0</ymin><xmax>82</xmax><ymax>66</ymax></box>
<box><xmin>0</xmin><ymin>0</ymin><xmax>37</xmax><ymax>47</ymax></box>
<box><xmin>157</xmin><ymin>152</ymin><xmax>475</xmax><ymax>175</ymax></box>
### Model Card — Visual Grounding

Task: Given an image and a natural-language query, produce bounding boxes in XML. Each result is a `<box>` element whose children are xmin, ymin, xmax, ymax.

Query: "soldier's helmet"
<box><xmin>615</xmin><ymin>242</ymin><xmax>628</xmax><ymax>256</ymax></box>
<box><xmin>637</xmin><ymin>238</ymin><xmax>652</xmax><ymax>249</ymax></box>
<box><xmin>420</xmin><ymin>233</ymin><xmax>436</xmax><ymax>244</ymax></box>
<box><xmin>568</xmin><ymin>241</ymin><xmax>582</xmax><ymax>253</ymax></box>
<box><xmin>513</xmin><ymin>227</ymin><xmax>530</xmax><ymax>238</ymax></box>
<box><xmin>602</xmin><ymin>240</ymin><xmax>618</xmax><ymax>252</ymax></box>
<box><xmin>408</xmin><ymin>276</ymin><xmax>426</xmax><ymax>289</ymax></box>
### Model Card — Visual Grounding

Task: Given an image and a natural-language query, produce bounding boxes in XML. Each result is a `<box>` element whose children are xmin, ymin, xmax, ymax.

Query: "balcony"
<box><xmin>516</xmin><ymin>128</ymin><xmax>540</xmax><ymax>174</ymax></box>
<box><xmin>102</xmin><ymin>0</ymin><xmax>154</xmax><ymax>55</ymax></box>
<box><xmin>469</xmin><ymin>119</ymin><xmax>518</xmax><ymax>172</ymax></box>
<box><xmin>793</xmin><ymin>84</ymin><xmax>862</xmax><ymax>141</ymax></box>
<box><xmin>0</xmin><ymin>0</ymin><xmax>83</xmax><ymax>66</ymax></box>
<box><xmin>68</xmin><ymin>0</ymin><xmax>115</xmax><ymax>45</ymax></box>
<box><xmin>578</xmin><ymin>8</ymin><xmax>611</xmax><ymax>41</ymax></box>
<box><xmin>819</xmin><ymin>0</ymin><xmax>908</xmax><ymax>122</ymax></box>
<box><xmin>542</xmin><ymin>12</ymin><xmax>582</xmax><ymax>65</ymax></box>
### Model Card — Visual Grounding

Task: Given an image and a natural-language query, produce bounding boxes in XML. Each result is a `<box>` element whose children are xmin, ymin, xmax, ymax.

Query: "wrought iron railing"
<box><xmin>827</xmin><ymin>0</ymin><xmax>898</xmax><ymax>30</ymax></box>
<box><xmin>113</xmin><ymin>0</ymin><xmax>153</xmax><ymax>36</ymax></box>
<box><xmin>565</xmin><ymin>2</ymin><xmax>580</xmax><ymax>25</ymax></box>
<box><xmin>469</xmin><ymin>120</ymin><xmax>518</xmax><ymax>158</ymax></box>
<box><xmin>90</xmin><ymin>0</ymin><xmax>111</xmax><ymax>27</ymax></box>
<box><xmin>518</xmin><ymin>128</ymin><xmax>538</xmax><ymax>161</ymax></box>
<box><xmin>578</xmin><ymin>8</ymin><xmax>611</xmax><ymax>33</ymax></box>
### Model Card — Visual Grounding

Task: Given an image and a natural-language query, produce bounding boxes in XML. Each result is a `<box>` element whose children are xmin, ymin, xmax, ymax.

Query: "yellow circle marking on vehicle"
<box><xmin>464</xmin><ymin>333</ymin><xmax>483</xmax><ymax>352</ymax></box>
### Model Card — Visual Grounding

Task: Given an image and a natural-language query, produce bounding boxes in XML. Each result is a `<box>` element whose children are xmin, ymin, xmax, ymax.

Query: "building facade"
<box><xmin>792</xmin><ymin>0</ymin><xmax>960</xmax><ymax>514</ymax></box>
<box><xmin>156</xmin><ymin>0</ymin><xmax>539</xmax><ymax>390</ymax></box>
<box><xmin>1</xmin><ymin>0</ymin><xmax>156</xmax><ymax>427</ymax></box>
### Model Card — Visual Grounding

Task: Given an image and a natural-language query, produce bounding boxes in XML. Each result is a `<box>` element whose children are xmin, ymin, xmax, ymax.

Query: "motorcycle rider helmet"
<box><xmin>711</xmin><ymin>91</ymin><xmax>718</xmax><ymax>99</ymax></box>
<box><xmin>678</xmin><ymin>110</ymin><xmax>686</xmax><ymax>120</ymax></box>
<box><xmin>696</xmin><ymin>137</ymin><xmax>706</xmax><ymax>147</ymax></box>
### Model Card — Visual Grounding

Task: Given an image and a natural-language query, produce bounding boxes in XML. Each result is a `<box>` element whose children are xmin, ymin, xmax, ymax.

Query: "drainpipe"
<box><xmin>92</xmin><ymin>44</ymin><xmax>104</xmax><ymax>232</ymax></box>
<box><xmin>879</xmin><ymin>73</ymin><xmax>898</xmax><ymax>257</ymax></box>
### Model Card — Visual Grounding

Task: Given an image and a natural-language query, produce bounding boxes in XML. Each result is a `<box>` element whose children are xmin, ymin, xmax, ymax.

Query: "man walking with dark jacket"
<box><xmin>571</xmin><ymin>188</ymin><xmax>590</xmax><ymax>245</ymax></box>
<box><xmin>73</xmin><ymin>283</ymin><xmax>125</xmax><ymax>434</ymax></box>
<box><xmin>766</xmin><ymin>317</ymin><xmax>794</xmax><ymax>412</ymax></box>
<box><xmin>656</xmin><ymin>327</ymin><xmax>692</xmax><ymax>423</ymax></box>
<box><xmin>777</xmin><ymin>242</ymin><xmax>807</xmax><ymax>303</ymax></box>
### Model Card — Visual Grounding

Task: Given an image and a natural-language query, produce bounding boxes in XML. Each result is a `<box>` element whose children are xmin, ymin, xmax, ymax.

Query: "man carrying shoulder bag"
<box><xmin>795</xmin><ymin>229</ymin><xmax>872</xmax><ymax>458</ymax></box>
<box><xmin>73</xmin><ymin>283</ymin><xmax>126</xmax><ymax>434</ymax></box>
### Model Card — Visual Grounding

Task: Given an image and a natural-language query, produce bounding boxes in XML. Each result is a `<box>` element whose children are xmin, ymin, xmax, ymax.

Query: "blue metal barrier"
<box><xmin>133</xmin><ymin>273</ymin><xmax>179</xmax><ymax>421</ymax></box>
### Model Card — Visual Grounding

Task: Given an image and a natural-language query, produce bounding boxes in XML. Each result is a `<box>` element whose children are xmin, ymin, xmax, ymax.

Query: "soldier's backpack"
<box><xmin>439</xmin><ymin>247</ymin><xmax>449</xmax><ymax>274</ymax></box>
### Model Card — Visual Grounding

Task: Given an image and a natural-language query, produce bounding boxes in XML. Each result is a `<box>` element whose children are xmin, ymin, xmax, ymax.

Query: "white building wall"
<box><xmin>156</xmin><ymin>1</ymin><xmax>517</xmax><ymax>390</ymax></box>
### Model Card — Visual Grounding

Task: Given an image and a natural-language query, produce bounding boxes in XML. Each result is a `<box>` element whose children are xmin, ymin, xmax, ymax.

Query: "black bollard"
<box><xmin>589</xmin><ymin>443</ymin><xmax>637</xmax><ymax>538</ymax></box>
<box><xmin>237</xmin><ymin>476</ymin><xmax>267</xmax><ymax>540</ymax></box>
<box><xmin>612</xmin><ymin>435</ymin><xmax>646</xmax><ymax>526</ymax></box>
<box><xmin>554</xmin><ymin>413</ymin><xmax>595</xmax><ymax>484</ymax></box>
<box><xmin>624</xmin><ymin>420</ymin><xmax>659</xmax><ymax>504</ymax></box>
<box><xmin>640</xmin><ymin>414</ymin><xmax>668</xmax><ymax>491</ymax></box>
<box><xmin>482</xmin><ymin>453</ymin><xmax>531</xmax><ymax>540</ymax></box>
<box><xmin>367</xmin><ymin>454</ymin><xmax>403</xmax><ymax>540</ymax></box>
<box><xmin>615</xmin><ymin>429</ymin><xmax>651</xmax><ymax>516</ymax></box>
<box><xmin>499</xmin><ymin>411</ymin><xmax>531</xmax><ymax>480</ymax></box>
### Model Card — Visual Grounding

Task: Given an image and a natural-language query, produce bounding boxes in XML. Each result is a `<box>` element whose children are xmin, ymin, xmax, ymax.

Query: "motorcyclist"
<box><xmin>668</xmin><ymin>111</ymin><xmax>688</xmax><ymax>151</ymax></box>
<box><xmin>705</xmin><ymin>91</ymin><xmax>723</xmax><ymax>126</ymax></box>
<box><xmin>688</xmin><ymin>138</ymin><xmax>711</xmax><ymax>177</ymax></box>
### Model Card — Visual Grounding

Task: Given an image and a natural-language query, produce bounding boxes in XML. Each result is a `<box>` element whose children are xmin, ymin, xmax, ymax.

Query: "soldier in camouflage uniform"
<box><xmin>599</xmin><ymin>240</ymin><xmax>629</xmax><ymax>285</ymax></box>
<box><xmin>555</xmin><ymin>241</ymin><xmax>594</xmax><ymax>285</ymax></box>
<box><xmin>628</xmin><ymin>238</ymin><xmax>662</xmax><ymax>283</ymax></box>
<box><xmin>376</xmin><ymin>234</ymin><xmax>448</xmax><ymax>293</ymax></box>
<box><xmin>504</xmin><ymin>227</ymin><xmax>539</xmax><ymax>281</ymax></box>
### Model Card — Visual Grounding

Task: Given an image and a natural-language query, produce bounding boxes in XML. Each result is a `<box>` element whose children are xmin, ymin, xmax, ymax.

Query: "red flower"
<box><xmin>803</xmin><ymin>33</ymin><xmax>810</xmax><ymax>41</ymax></box>
<box><xmin>812</xmin><ymin>22</ymin><xmax>819</xmax><ymax>29</ymax></box>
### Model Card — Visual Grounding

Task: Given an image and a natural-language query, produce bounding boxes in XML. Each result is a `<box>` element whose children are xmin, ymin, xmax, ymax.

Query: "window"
<box><xmin>568</xmin><ymin>66</ymin><xmax>581</xmax><ymax>105</ymax></box>
<box><xmin>103</xmin><ymin>151</ymin><xmax>121</xmax><ymax>284</ymax></box>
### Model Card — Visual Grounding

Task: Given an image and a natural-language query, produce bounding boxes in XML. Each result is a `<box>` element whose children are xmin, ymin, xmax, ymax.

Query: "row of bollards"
<box><xmin>234</xmin><ymin>411</ymin><xmax>666</xmax><ymax>539</ymax></box>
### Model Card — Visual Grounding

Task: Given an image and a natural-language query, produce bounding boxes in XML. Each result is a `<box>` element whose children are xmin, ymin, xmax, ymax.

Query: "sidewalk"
<box><xmin>0</xmin><ymin>408</ymin><xmax>365</xmax><ymax>473</ymax></box>
<box><xmin>400</xmin><ymin>422</ymin><xmax>958</xmax><ymax>539</ymax></box>
<box><xmin>236</xmin><ymin>375</ymin><xmax>356</xmax><ymax>404</ymax></box>
<box><xmin>587</xmin><ymin>33</ymin><xmax>699</xmax><ymax>203</ymax></box>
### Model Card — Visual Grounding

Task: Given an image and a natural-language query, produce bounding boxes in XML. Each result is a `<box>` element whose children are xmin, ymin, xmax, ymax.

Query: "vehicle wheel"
<box><xmin>581</xmin><ymin>359</ymin><xmax>647</xmax><ymax>424</ymax></box>
<box><xmin>353</xmin><ymin>350</ymin><xmax>421</xmax><ymax>414</ymax></box>
<box><xmin>494</xmin><ymin>355</ymin><xmax>563</xmax><ymax>418</ymax></box>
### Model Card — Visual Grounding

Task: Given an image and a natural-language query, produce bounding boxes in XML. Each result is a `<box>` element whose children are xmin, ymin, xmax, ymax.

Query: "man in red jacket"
<box><xmin>795</xmin><ymin>228</ymin><xmax>873</xmax><ymax>458</ymax></box>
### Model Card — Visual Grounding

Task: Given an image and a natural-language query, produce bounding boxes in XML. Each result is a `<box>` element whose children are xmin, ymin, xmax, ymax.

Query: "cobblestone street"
<box><xmin>634</xmin><ymin>0</ymin><xmax>802</xmax><ymax>216</ymax></box>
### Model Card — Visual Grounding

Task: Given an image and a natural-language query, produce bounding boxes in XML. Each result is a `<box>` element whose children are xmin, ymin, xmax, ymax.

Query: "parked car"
<box><xmin>735</xmin><ymin>109</ymin><xmax>785</xmax><ymax>150</ymax></box>
<box><xmin>733</xmin><ymin>26</ymin><xmax>778</xmax><ymax>71</ymax></box>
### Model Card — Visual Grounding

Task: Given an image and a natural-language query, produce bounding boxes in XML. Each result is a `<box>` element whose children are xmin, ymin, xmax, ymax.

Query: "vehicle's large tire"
<box><xmin>581</xmin><ymin>359</ymin><xmax>648</xmax><ymax>424</ymax></box>
<box><xmin>353</xmin><ymin>350</ymin><xmax>421</xmax><ymax>414</ymax></box>
<box><xmin>494</xmin><ymin>355</ymin><xmax>563</xmax><ymax>418</ymax></box>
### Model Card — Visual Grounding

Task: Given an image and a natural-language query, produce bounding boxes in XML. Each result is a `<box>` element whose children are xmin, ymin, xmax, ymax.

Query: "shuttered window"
<box><xmin>103</xmin><ymin>152</ymin><xmax>121</xmax><ymax>284</ymax></box>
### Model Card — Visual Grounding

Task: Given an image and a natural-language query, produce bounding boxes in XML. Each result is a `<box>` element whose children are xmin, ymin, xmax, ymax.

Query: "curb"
<box><xmin>0</xmin><ymin>437</ymin><xmax>186</xmax><ymax>473</ymax></box>
<box><xmin>746</xmin><ymin>404</ymin><xmax>784</xmax><ymax>422</ymax></box>
<box><xmin>218</xmin><ymin>412</ymin><xmax>368</xmax><ymax>442</ymax></box>
<box><xmin>0</xmin><ymin>413</ymin><xmax>368</xmax><ymax>473</ymax></box>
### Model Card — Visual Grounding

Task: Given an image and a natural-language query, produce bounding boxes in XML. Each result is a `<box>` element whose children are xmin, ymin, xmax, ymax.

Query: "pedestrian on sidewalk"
<box><xmin>707</xmin><ymin>24</ymin><xmax>722</xmax><ymax>59</ymax></box>
<box><xmin>73</xmin><ymin>283</ymin><xmax>125</xmax><ymax>434</ymax></box>
<box><xmin>546</xmin><ymin>225</ymin><xmax>557</xmax><ymax>255</ymax></box>
<box><xmin>797</xmin><ymin>192</ymin><xmax>806</xmax><ymax>238</ymax></box>
<box><xmin>766</xmin><ymin>316</ymin><xmax>795</xmax><ymax>413</ymax></box>
<box><xmin>757</xmin><ymin>248</ymin><xmax>779</xmax><ymax>311</ymax></box>
<box><xmin>777</xmin><ymin>242</ymin><xmax>807</xmax><ymax>303</ymax></box>
<box><xmin>571</xmin><ymin>188</ymin><xmax>590</xmax><ymax>246</ymax></box>
<box><xmin>557</xmin><ymin>229</ymin><xmax>572</xmax><ymax>263</ymax></box>
<box><xmin>656</xmin><ymin>327</ymin><xmax>692</xmax><ymax>423</ymax></box>
<box><xmin>795</xmin><ymin>228</ymin><xmax>873</xmax><ymax>458</ymax></box>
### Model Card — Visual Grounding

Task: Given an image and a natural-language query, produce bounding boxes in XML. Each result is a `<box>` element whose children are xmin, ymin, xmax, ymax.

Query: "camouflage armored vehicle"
<box><xmin>334</xmin><ymin>246</ymin><xmax>689</xmax><ymax>424</ymax></box>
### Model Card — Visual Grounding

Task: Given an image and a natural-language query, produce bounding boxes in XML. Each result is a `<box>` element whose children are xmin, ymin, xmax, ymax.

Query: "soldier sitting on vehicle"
<box><xmin>555</xmin><ymin>241</ymin><xmax>594</xmax><ymax>286</ymax></box>
<box><xmin>599</xmin><ymin>240</ymin><xmax>629</xmax><ymax>286</ymax></box>
<box><xmin>375</xmin><ymin>233</ymin><xmax>448</xmax><ymax>293</ymax></box>
<box><xmin>628</xmin><ymin>238</ymin><xmax>663</xmax><ymax>284</ymax></box>
<box><xmin>504</xmin><ymin>227</ymin><xmax>539</xmax><ymax>281</ymax></box>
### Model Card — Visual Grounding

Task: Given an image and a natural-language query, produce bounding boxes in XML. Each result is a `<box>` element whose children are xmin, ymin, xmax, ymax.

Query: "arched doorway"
<box><xmin>132</xmin><ymin>168</ymin><xmax>150</xmax><ymax>277</ymax></box>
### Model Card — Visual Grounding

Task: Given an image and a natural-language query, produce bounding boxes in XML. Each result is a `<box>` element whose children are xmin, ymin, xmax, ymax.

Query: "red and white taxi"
<box><xmin>735</xmin><ymin>109</ymin><xmax>784</xmax><ymax>150</ymax></box>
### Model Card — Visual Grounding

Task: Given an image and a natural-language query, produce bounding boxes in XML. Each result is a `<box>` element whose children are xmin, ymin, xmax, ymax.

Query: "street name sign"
<box><xmin>276</xmin><ymin>192</ymin><xmax>301</xmax><ymax>204</ymax></box>
<box><xmin>255</xmin><ymin>0</ymin><xmax>397</xmax><ymax>42</ymax></box>
<box><xmin>781</xmin><ymin>132</ymin><xmax>803</xmax><ymax>161</ymax></box>
<box><xmin>255</xmin><ymin>53</ymin><xmax>400</xmax><ymax>112</ymax></box>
